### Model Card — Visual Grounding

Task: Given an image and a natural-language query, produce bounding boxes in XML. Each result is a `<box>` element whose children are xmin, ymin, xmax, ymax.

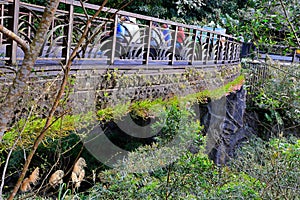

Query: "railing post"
<box><xmin>6</xmin><ymin>0</ymin><xmax>20</xmax><ymax>64</ymax></box>
<box><xmin>109</xmin><ymin>14</ymin><xmax>118</xmax><ymax>65</ymax></box>
<box><xmin>204</xmin><ymin>32</ymin><xmax>211</xmax><ymax>65</ymax></box>
<box><xmin>223</xmin><ymin>36</ymin><xmax>230</xmax><ymax>64</ymax></box>
<box><xmin>198</xmin><ymin>31</ymin><xmax>203</xmax><ymax>62</ymax></box>
<box><xmin>230</xmin><ymin>42</ymin><xmax>235</xmax><ymax>63</ymax></box>
<box><xmin>229</xmin><ymin>41</ymin><xmax>235</xmax><ymax>63</ymax></box>
<box><xmin>0</xmin><ymin>3</ymin><xmax>4</xmax><ymax>46</ymax></box>
<box><xmin>189</xmin><ymin>28</ymin><xmax>197</xmax><ymax>65</ymax></box>
<box><xmin>169</xmin><ymin>25</ymin><xmax>178</xmax><ymax>65</ymax></box>
<box><xmin>143</xmin><ymin>20</ymin><xmax>152</xmax><ymax>65</ymax></box>
<box><xmin>28</xmin><ymin>12</ymin><xmax>32</xmax><ymax>41</ymax></box>
<box><xmin>292</xmin><ymin>49</ymin><xmax>296</xmax><ymax>63</ymax></box>
<box><xmin>236</xmin><ymin>42</ymin><xmax>241</xmax><ymax>62</ymax></box>
<box><xmin>215</xmin><ymin>34</ymin><xmax>221</xmax><ymax>64</ymax></box>
<box><xmin>63</xmin><ymin>0</ymin><xmax>74</xmax><ymax>63</ymax></box>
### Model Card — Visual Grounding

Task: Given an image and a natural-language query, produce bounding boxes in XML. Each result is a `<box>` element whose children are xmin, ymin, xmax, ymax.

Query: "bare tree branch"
<box><xmin>0</xmin><ymin>66</ymin><xmax>17</xmax><ymax>74</ymax></box>
<box><xmin>0</xmin><ymin>138</ymin><xmax>19</xmax><ymax>200</ymax></box>
<box><xmin>80</xmin><ymin>0</ymin><xmax>90</xmax><ymax>20</ymax></box>
<box><xmin>0</xmin><ymin>25</ymin><xmax>29</xmax><ymax>53</ymax></box>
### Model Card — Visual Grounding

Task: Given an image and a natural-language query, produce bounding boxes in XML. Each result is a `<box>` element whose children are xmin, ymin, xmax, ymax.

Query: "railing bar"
<box><xmin>109</xmin><ymin>14</ymin><xmax>118</xmax><ymax>65</ymax></box>
<box><xmin>6</xmin><ymin>0</ymin><xmax>19</xmax><ymax>64</ymax></box>
<box><xmin>223</xmin><ymin>37</ymin><xmax>230</xmax><ymax>64</ymax></box>
<box><xmin>198</xmin><ymin>31</ymin><xmax>203</xmax><ymax>62</ymax></box>
<box><xmin>205</xmin><ymin>33</ymin><xmax>211</xmax><ymax>64</ymax></box>
<box><xmin>215</xmin><ymin>35</ymin><xmax>221</xmax><ymax>64</ymax></box>
<box><xmin>231</xmin><ymin>42</ymin><xmax>236</xmax><ymax>63</ymax></box>
<box><xmin>189</xmin><ymin>29</ymin><xmax>197</xmax><ymax>65</ymax></box>
<box><xmin>143</xmin><ymin>20</ymin><xmax>152</xmax><ymax>65</ymax></box>
<box><xmin>0</xmin><ymin>4</ymin><xmax>4</xmax><ymax>45</ymax></box>
<box><xmin>170</xmin><ymin>26</ymin><xmax>178</xmax><ymax>65</ymax></box>
<box><xmin>27</xmin><ymin>12</ymin><xmax>32</xmax><ymax>41</ymax></box>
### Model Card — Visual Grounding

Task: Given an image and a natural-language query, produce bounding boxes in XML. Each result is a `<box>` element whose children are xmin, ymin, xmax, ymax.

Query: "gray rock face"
<box><xmin>202</xmin><ymin>86</ymin><xmax>248</xmax><ymax>166</ymax></box>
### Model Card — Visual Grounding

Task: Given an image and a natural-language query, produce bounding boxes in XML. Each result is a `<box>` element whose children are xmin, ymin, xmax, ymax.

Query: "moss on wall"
<box><xmin>96</xmin><ymin>74</ymin><xmax>245</xmax><ymax>121</ymax></box>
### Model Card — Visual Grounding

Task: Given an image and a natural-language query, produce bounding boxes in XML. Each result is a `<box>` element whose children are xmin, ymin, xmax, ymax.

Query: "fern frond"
<box><xmin>49</xmin><ymin>170</ymin><xmax>64</xmax><ymax>188</ymax></box>
<box><xmin>28</xmin><ymin>167</ymin><xmax>39</xmax><ymax>185</ymax></box>
<box><xmin>20</xmin><ymin>178</ymin><xmax>31</xmax><ymax>192</ymax></box>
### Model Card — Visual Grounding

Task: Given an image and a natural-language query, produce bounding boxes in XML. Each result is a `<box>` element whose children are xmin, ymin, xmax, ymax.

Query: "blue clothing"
<box><xmin>162</xmin><ymin>29</ymin><xmax>171</xmax><ymax>46</ymax></box>
<box><xmin>116</xmin><ymin>23</ymin><xmax>125</xmax><ymax>41</ymax></box>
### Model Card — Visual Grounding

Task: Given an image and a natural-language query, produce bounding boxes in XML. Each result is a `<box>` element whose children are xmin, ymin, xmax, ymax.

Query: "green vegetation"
<box><xmin>2</xmin><ymin>0</ymin><xmax>300</xmax><ymax>199</ymax></box>
<box><xmin>1</xmin><ymin>74</ymin><xmax>244</xmax><ymax>152</ymax></box>
<box><xmin>97</xmin><ymin>74</ymin><xmax>245</xmax><ymax>121</ymax></box>
<box><xmin>244</xmin><ymin>62</ymin><xmax>299</xmax><ymax>138</ymax></box>
<box><xmin>84</xmin><ymin>135</ymin><xmax>299</xmax><ymax>199</ymax></box>
<box><xmin>2</xmin><ymin>69</ymin><xmax>299</xmax><ymax>199</ymax></box>
<box><xmin>83</xmin><ymin>66</ymin><xmax>300</xmax><ymax>200</ymax></box>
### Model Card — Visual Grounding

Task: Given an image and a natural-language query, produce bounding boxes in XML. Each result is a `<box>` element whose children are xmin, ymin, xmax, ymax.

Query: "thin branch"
<box><xmin>0</xmin><ymin>90</ymin><xmax>37</xmax><ymax>199</ymax></box>
<box><xmin>278</xmin><ymin>0</ymin><xmax>300</xmax><ymax>47</ymax></box>
<box><xmin>79</xmin><ymin>0</ymin><xmax>89</xmax><ymax>20</ymax></box>
<box><xmin>34</xmin><ymin>153</ymin><xmax>61</xmax><ymax>195</ymax></box>
<box><xmin>0</xmin><ymin>138</ymin><xmax>19</xmax><ymax>200</ymax></box>
<box><xmin>73</xmin><ymin>0</ymin><xmax>109</xmax><ymax>59</ymax></box>
<box><xmin>0</xmin><ymin>66</ymin><xmax>17</xmax><ymax>74</ymax></box>
<box><xmin>0</xmin><ymin>25</ymin><xmax>29</xmax><ymax>54</ymax></box>
<box><xmin>165</xmin><ymin>164</ymin><xmax>172</xmax><ymax>200</ymax></box>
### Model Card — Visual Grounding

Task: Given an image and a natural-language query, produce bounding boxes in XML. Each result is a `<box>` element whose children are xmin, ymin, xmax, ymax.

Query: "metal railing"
<box><xmin>0</xmin><ymin>0</ymin><xmax>242</xmax><ymax>66</ymax></box>
<box><xmin>241</xmin><ymin>43</ymin><xmax>300</xmax><ymax>63</ymax></box>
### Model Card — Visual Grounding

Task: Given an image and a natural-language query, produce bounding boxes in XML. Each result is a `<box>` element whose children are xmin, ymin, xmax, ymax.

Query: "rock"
<box><xmin>201</xmin><ymin>86</ymin><xmax>250</xmax><ymax>166</ymax></box>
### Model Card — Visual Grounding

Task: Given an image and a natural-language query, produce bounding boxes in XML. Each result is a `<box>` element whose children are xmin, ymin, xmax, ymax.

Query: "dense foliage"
<box><xmin>1</xmin><ymin>0</ymin><xmax>300</xmax><ymax>199</ymax></box>
<box><xmin>84</xmin><ymin>135</ymin><xmax>299</xmax><ymax>200</ymax></box>
<box><xmin>82</xmin><ymin>86</ymin><xmax>300</xmax><ymax>200</ymax></box>
<box><xmin>101</xmin><ymin>0</ymin><xmax>247</xmax><ymax>26</ymax></box>
<box><xmin>244</xmin><ymin>61</ymin><xmax>299</xmax><ymax>138</ymax></box>
<box><xmin>237</xmin><ymin>0</ymin><xmax>300</xmax><ymax>52</ymax></box>
<box><xmin>20</xmin><ymin>0</ymin><xmax>300</xmax><ymax>48</ymax></box>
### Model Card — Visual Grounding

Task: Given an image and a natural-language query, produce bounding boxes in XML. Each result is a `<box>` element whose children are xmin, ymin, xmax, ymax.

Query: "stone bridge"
<box><xmin>0</xmin><ymin>0</ymin><xmax>246</xmax><ymax>165</ymax></box>
<box><xmin>0</xmin><ymin>0</ymin><xmax>242</xmax><ymax>108</ymax></box>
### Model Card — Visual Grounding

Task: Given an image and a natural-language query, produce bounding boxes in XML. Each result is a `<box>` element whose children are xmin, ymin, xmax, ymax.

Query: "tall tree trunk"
<box><xmin>6</xmin><ymin>0</ymin><xmax>111</xmax><ymax>198</ymax></box>
<box><xmin>0</xmin><ymin>0</ymin><xmax>60</xmax><ymax>142</ymax></box>
<box><xmin>2</xmin><ymin>0</ymin><xmax>60</xmax><ymax>199</ymax></box>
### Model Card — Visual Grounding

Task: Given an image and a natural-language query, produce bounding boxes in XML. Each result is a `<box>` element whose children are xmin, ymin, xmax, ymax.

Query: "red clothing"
<box><xmin>177</xmin><ymin>29</ymin><xmax>185</xmax><ymax>43</ymax></box>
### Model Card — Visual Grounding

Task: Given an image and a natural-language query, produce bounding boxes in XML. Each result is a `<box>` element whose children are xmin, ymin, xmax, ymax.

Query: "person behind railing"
<box><xmin>176</xmin><ymin>26</ymin><xmax>185</xmax><ymax>48</ymax></box>
<box><xmin>149</xmin><ymin>22</ymin><xmax>162</xmax><ymax>59</ymax></box>
<box><xmin>176</xmin><ymin>26</ymin><xmax>185</xmax><ymax>59</ymax></box>
<box><xmin>219</xmin><ymin>36</ymin><xmax>226</xmax><ymax>60</ymax></box>
<box><xmin>120</xmin><ymin>16</ymin><xmax>141</xmax><ymax>44</ymax></box>
<box><xmin>162</xmin><ymin>23</ymin><xmax>172</xmax><ymax>47</ymax></box>
<box><xmin>116</xmin><ymin>19</ymin><xmax>125</xmax><ymax>42</ymax></box>
<box><xmin>150</xmin><ymin>22</ymin><xmax>161</xmax><ymax>46</ymax></box>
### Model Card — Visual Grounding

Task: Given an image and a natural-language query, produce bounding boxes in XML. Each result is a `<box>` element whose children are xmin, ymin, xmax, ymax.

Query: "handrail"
<box><xmin>60</xmin><ymin>0</ymin><xmax>239</xmax><ymax>39</ymax></box>
<box><xmin>1</xmin><ymin>0</ymin><xmax>242</xmax><ymax>66</ymax></box>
